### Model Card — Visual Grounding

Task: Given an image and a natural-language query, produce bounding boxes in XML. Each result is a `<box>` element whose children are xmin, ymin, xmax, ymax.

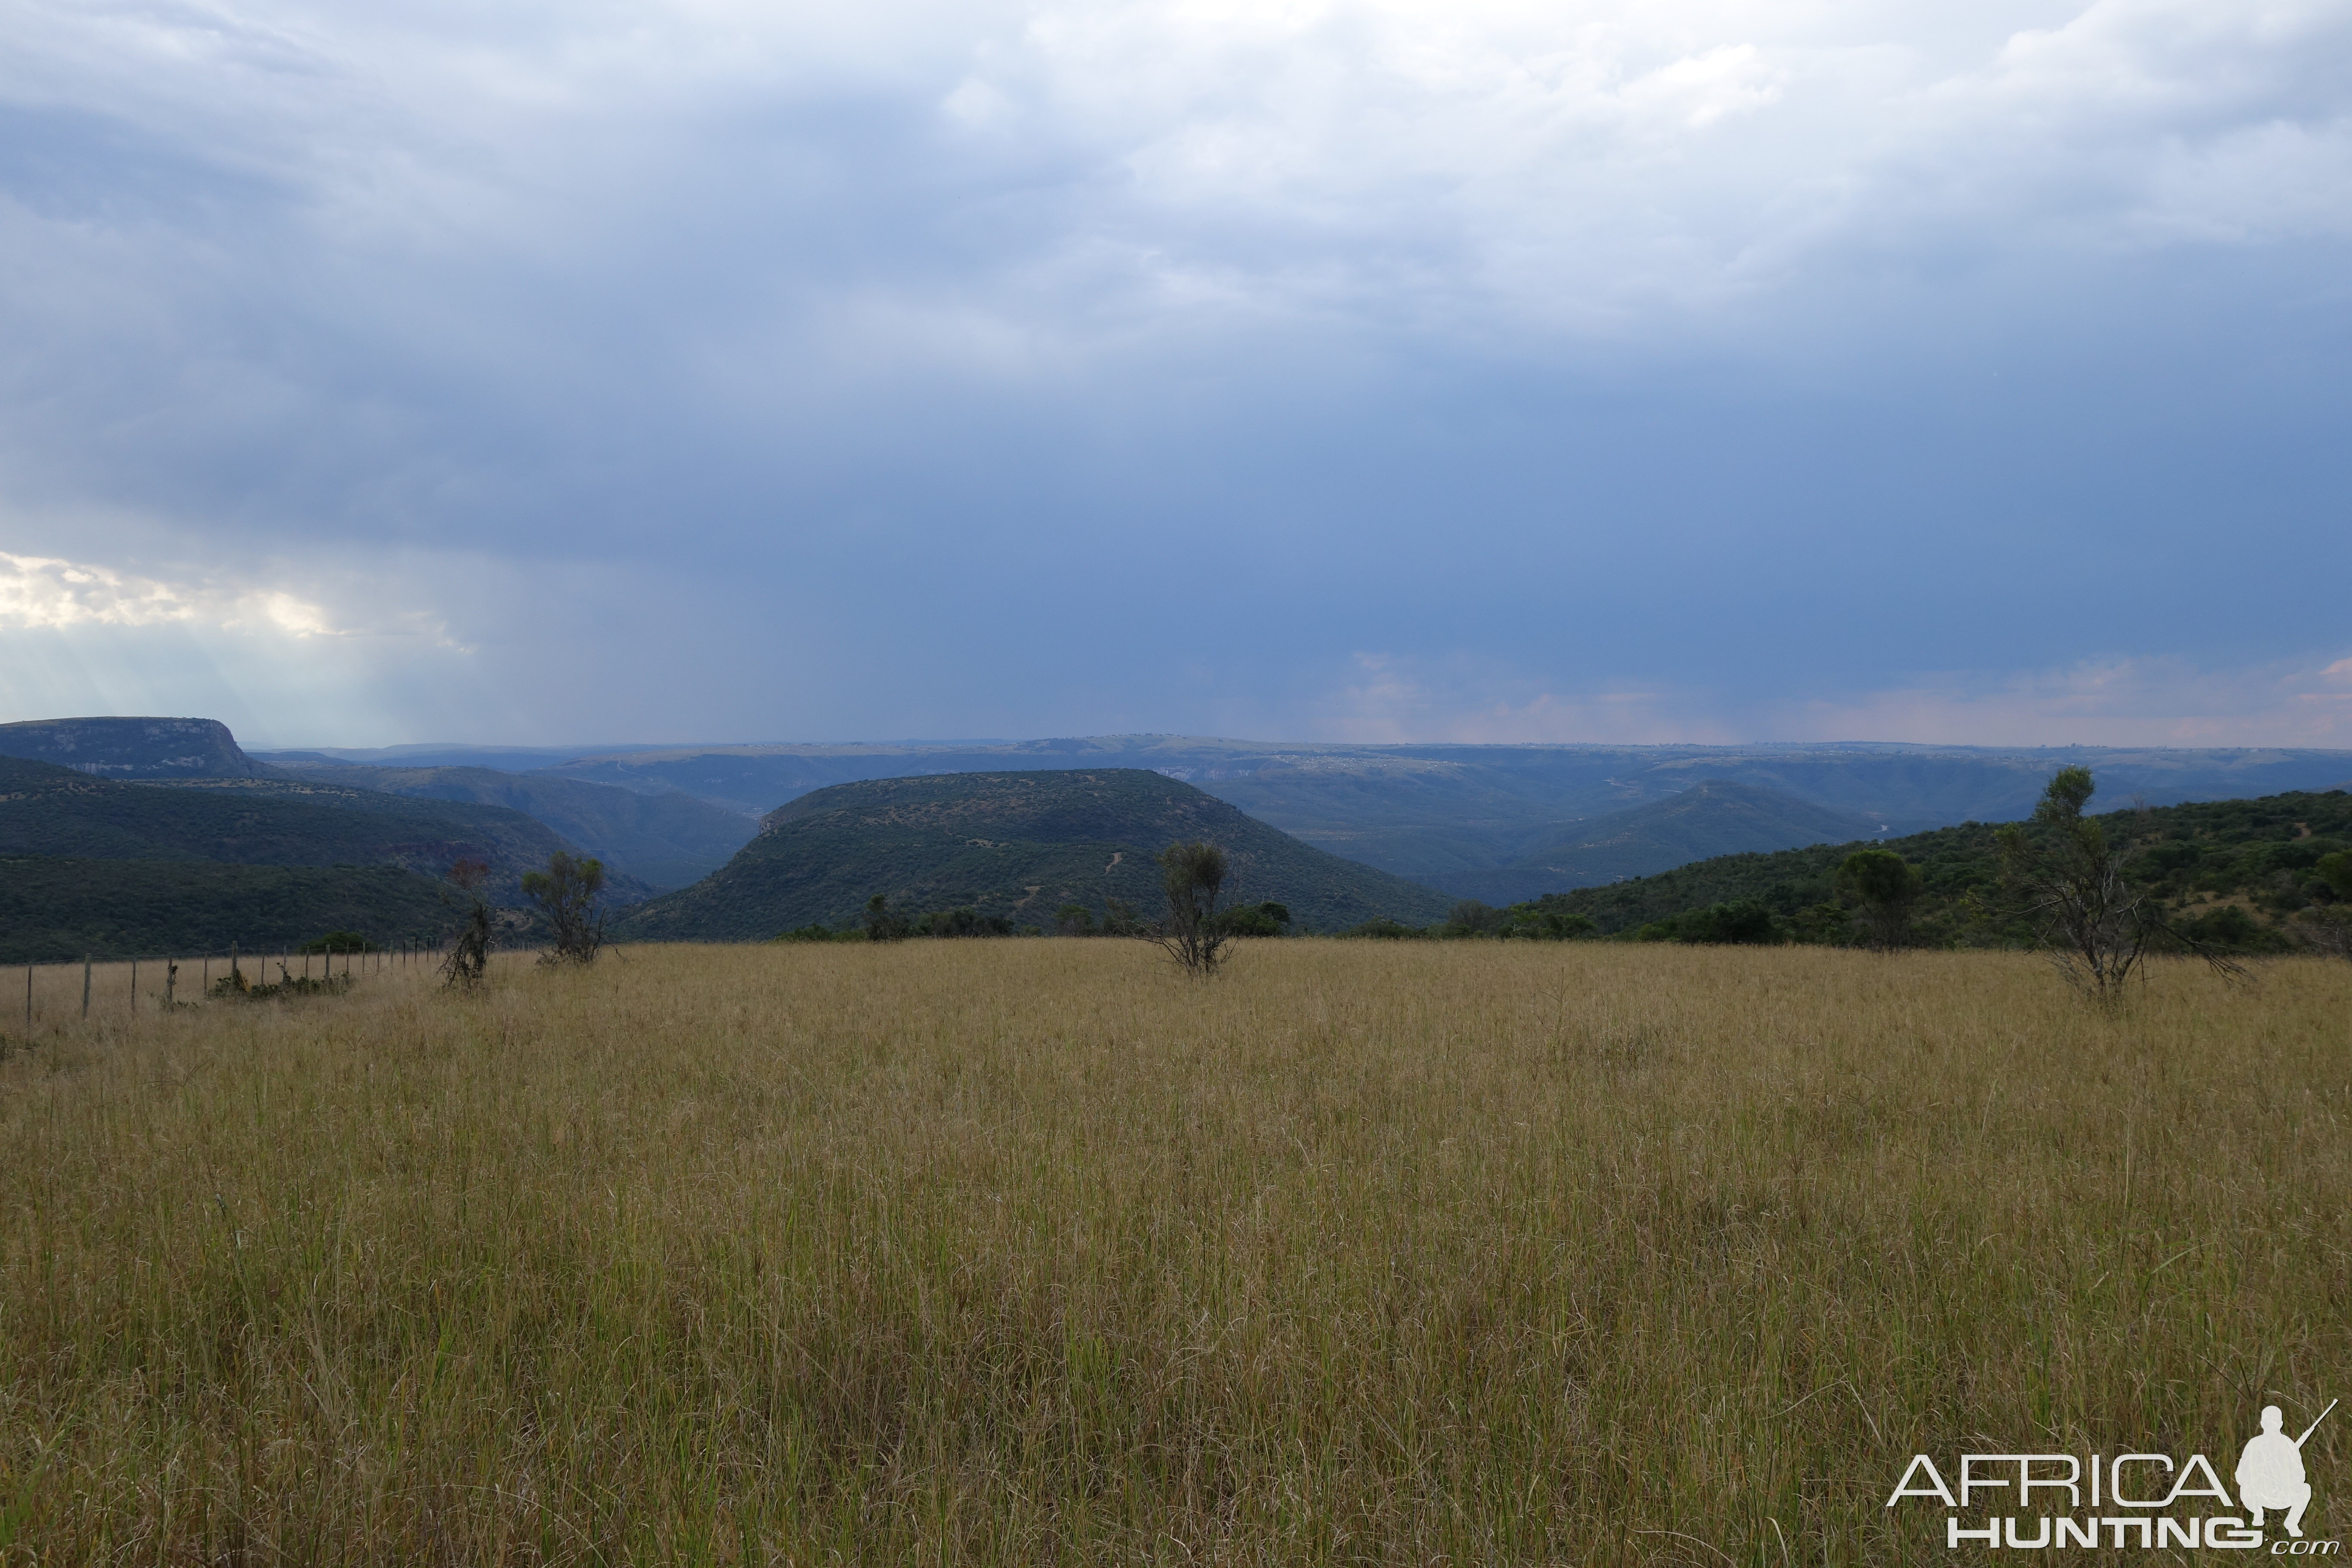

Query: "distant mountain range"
<box><xmin>7</xmin><ymin>716</ymin><xmax>2350</xmax><ymax>957</ymax></box>
<box><xmin>492</xmin><ymin>734</ymin><xmax>2352</xmax><ymax>894</ymax></box>
<box><xmin>614</xmin><ymin>769</ymin><xmax>1454</xmax><ymax>941</ymax></box>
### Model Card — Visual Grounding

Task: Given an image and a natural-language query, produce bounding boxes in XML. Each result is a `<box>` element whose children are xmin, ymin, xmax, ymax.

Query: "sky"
<box><xmin>3</xmin><ymin>0</ymin><xmax>2350</xmax><ymax>750</ymax></box>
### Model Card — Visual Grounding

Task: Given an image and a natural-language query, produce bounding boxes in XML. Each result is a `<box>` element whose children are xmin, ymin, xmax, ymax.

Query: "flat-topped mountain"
<box><xmin>0</xmin><ymin>716</ymin><xmax>264</xmax><ymax>778</ymax></box>
<box><xmin>614</xmin><ymin>769</ymin><xmax>1454</xmax><ymax>940</ymax></box>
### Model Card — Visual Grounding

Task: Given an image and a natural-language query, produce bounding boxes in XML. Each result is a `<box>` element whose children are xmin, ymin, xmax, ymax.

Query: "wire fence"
<box><xmin>6</xmin><ymin>937</ymin><xmax>537</xmax><ymax>1036</ymax></box>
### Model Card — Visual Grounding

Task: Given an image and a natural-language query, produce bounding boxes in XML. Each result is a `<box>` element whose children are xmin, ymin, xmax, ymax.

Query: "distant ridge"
<box><xmin>266</xmin><ymin>761</ymin><xmax>758</xmax><ymax>891</ymax></box>
<box><xmin>615</xmin><ymin>768</ymin><xmax>1454</xmax><ymax>940</ymax></box>
<box><xmin>1437</xmin><ymin>779</ymin><xmax>1884</xmax><ymax>904</ymax></box>
<box><xmin>538</xmin><ymin>735</ymin><xmax>2352</xmax><ymax>884</ymax></box>
<box><xmin>0</xmin><ymin>716</ymin><xmax>263</xmax><ymax>778</ymax></box>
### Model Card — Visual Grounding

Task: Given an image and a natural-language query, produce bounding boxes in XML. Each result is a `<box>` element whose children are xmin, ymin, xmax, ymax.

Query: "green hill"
<box><xmin>1438</xmin><ymin>779</ymin><xmax>1885</xmax><ymax>903</ymax></box>
<box><xmin>614</xmin><ymin>769</ymin><xmax>1454</xmax><ymax>941</ymax></box>
<box><xmin>0</xmin><ymin>857</ymin><xmax>465</xmax><ymax>964</ymax></box>
<box><xmin>1524</xmin><ymin>786</ymin><xmax>2352</xmax><ymax>949</ymax></box>
<box><xmin>266</xmin><ymin>762</ymin><xmax>758</xmax><ymax>890</ymax></box>
<box><xmin>0</xmin><ymin>757</ymin><xmax>644</xmax><ymax>902</ymax></box>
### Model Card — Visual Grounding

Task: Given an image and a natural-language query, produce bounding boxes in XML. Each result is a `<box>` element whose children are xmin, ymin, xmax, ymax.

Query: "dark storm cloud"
<box><xmin>3</xmin><ymin>0</ymin><xmax>2350</xmax><ymax>744</ymax></box>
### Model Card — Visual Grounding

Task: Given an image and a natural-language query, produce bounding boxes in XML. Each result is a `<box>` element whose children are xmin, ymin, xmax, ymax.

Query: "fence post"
<box><xmin>166</xmin><ymin>961</ymin><xmax>176</xmax><ymax>1008</ymax></box>
<box><xmin>22</xmin><ymin>964</ymin><xmax>29</xmax><ymax>1033</ymax></box>
<box><xmin>131</xmin><ymin>958</ymin><xmax>138</xmax><ymax>1013</ymax></box>
<box><xmin>82</xmin><ymin>956</ymin><xmax>91</xmax><ymax>1020</ymax></box>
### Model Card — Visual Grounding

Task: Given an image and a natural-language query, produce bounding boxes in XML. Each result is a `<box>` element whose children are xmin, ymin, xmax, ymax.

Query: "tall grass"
<box><xmin>0</xmin><ymin>942</ymin><xmax>2343</xmax><ymax>1563</ymax></box>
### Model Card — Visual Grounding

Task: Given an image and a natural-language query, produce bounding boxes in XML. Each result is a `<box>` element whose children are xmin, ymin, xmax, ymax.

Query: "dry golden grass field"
<box><xmin>0</xmin><ymin>941</ymin><xmax>2346</xmax><ymax>1564</ymax></box>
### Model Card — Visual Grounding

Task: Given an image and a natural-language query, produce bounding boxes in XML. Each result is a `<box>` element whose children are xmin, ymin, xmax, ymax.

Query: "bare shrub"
<box><xmin>1996</xmin><ymin>767</ymin><xmax>2242</xmax><ymax>1002</ymax></box>
<box><xmin>440</xmin><ymin>857</ymin><xmax>493</xmax><ymax>989</ymax></box>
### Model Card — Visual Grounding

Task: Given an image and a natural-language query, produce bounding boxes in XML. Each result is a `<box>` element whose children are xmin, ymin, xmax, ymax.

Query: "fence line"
<box><xmin>7</xmin><ymin>936</ymin><xmax>499</xmax><ymax>1036</ymax></box>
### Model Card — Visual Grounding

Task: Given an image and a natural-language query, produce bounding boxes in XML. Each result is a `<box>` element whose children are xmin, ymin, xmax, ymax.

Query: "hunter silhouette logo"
<box><xmin>2241</xmin><ymin>1401</ymin><xmax>2334</xmax><ymax>1539</ymax></box>
<box><xmin>1886</xmin><ymin>1396</ymin><xmax>2337</xmax><ymax>1550</ymax></box>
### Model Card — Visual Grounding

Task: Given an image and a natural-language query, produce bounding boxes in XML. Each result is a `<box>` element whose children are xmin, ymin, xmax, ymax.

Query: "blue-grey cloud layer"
<box><xmin>3</xmin><ymin>0</ymin><xmax>2349</xmax><ymax>746</ymax></box>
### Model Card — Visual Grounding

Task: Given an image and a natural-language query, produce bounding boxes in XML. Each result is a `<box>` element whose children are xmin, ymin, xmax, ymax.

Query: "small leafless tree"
<box><xmin>1997</xmin><ymin>767</ymin><xmax>2242</xmax><ymax>1004</ymax></box>
<box><xmin>441</xmin><ymin>857</ymin><xmax>493</xmax><ymax>989</ymax></box>
<box><xmin>1150</xmin><ymin>840</ymin><xmax>1234</xmax><ymax>976</ymax></box>
<box><xmin>523</xmin><ymin>851</ymin><xmax>606</xmax><ymax>965</ymax></box>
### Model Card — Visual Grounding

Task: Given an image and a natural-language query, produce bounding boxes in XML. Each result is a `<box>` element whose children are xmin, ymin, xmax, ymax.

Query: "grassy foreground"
<box><xmin>0</xmin><ymin>942</ymin><xmax>2344</xmax><ymax>1564</ymax></box>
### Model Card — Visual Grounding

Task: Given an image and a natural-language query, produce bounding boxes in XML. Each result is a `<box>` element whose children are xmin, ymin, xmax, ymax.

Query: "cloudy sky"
<box><xmin>3</xmin><ymin>0</ymin><xmax>2349</xmax><ymax>748</ymax></box>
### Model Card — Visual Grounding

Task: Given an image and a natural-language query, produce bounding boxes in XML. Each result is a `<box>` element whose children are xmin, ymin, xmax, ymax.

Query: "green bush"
<box><xmin>1439</xmin><ymin>900</ymin><xmax>1508</xmax><ymax>937</ymax></box>
<box><xmin>1338</xmin><ymin>917</ymin><xmax>1424</xmax><ymax>940</ymax></box>
<box><xmin>1214</xmin><ymin>901</ymin><xmax>1292</xmax><ymax>937</ymax></box>
<box><xmin>1503</xmin><ymin>907</ymin><xmax>1597</xmax><ymax>940</ymax></box>
<box><xmin>2319</xmin><ymin>850</ymin><xmax>2352</xmax><ymax>899</ymax></box>
<box><xmin>2170</xmin><ymin>904</ymin><xmax>2293</xmax><ymax>954</ymax></box>
<box><xmin>912</xmin><ymin>907</ymin><xmax>1015</xmax><ymax>938</ymax></box>
<box><xmin>1637</xmin><ymin>899</ymin><xmax>1782</xmax><ymax>945</ymax></box>
<box><xmin>772</xmin><ymin>924</ymin><xmax>856</xmax><ymax>943</ymax></box>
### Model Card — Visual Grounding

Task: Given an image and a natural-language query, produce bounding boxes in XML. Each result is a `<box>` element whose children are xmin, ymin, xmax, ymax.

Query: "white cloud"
<box><xmin>12</xmin><ymin>0</ymin><xmax>2351</xmax><ymax>343</ymax></box>
<box><xmin>0</xmin><ymin>543</ymin><xmax>496</xmax><ymax>743</ymax></box>
<box><xmin>0</xmin><ymin>550</ymin><xmax>342</xmax><ymax>636</ymax></box>
<box><xmin>882</xmin><ymin>0</ymin><xmax>2352</xmax><ymax>331</ymax></box>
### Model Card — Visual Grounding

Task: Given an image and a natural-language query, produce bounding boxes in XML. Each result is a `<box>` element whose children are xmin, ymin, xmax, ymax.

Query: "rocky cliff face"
<box><xmin>0</xmin><ymin>716</ymin><xmax>264</xmax><ymax>777</ymax></box>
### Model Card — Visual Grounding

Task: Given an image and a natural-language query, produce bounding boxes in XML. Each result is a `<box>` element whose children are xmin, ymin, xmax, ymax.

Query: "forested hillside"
<box><xmin>0</xmin><ymin>756</ymin><xmax>655</xmax><ymax>959</ymax></box>
<box><xmin>0</xmin><ymin>758</ymin><xmax>645</xmax><ymax>905</ymax></box>
<box><xmin>0</xmin><ymin>858</ymin><xmax>462</xmax><ymax>964</ymax></box>
<box><xmin>1527</xmin><ymin>787</ymin><xmax>2352</xmax><ymax>949</ymax></box>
